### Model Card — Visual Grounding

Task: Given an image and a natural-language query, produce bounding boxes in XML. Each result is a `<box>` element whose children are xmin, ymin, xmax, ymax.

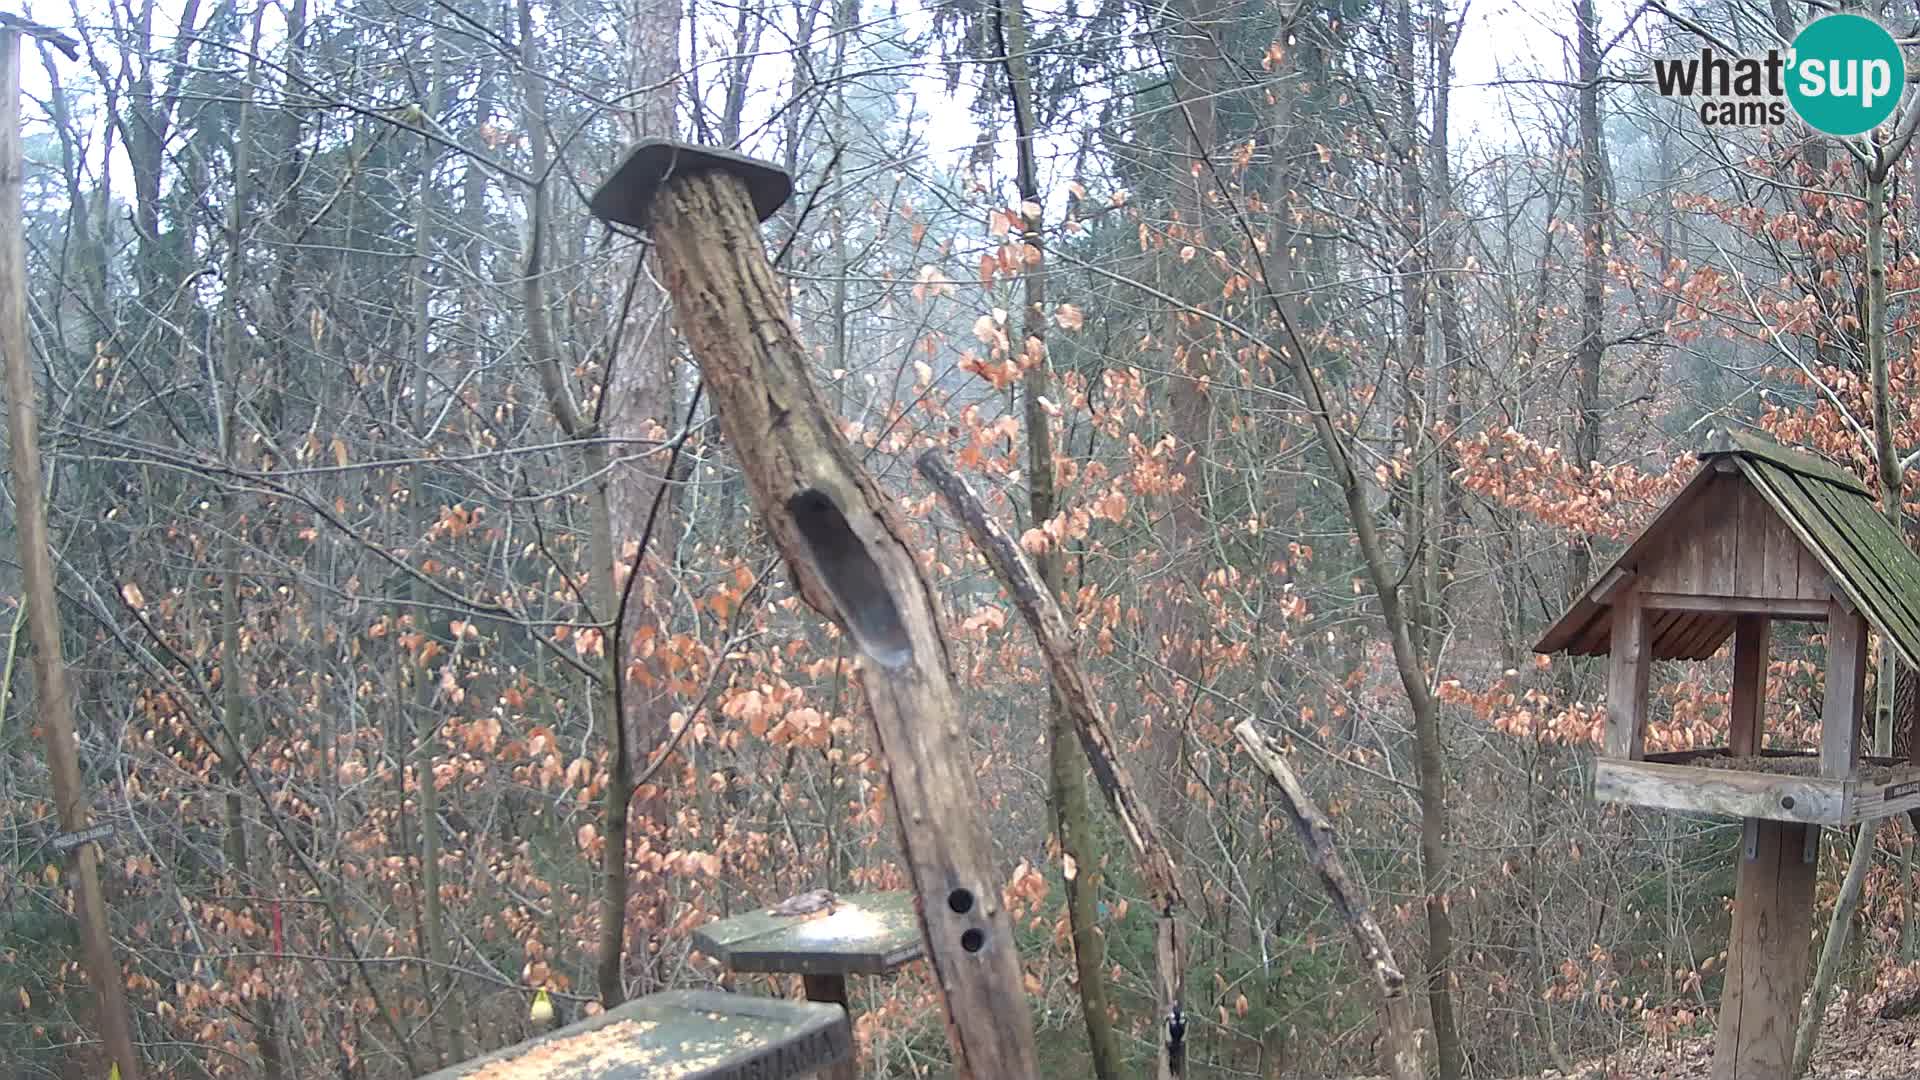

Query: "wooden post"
<box><xmin>1730</xmin><ymin>615</ymin><xmax>1769</xmax><ymax>756</ymax></box>
<box><xmin>590</xmin><ymin>141</ymin><xmax>1039</xmax><ymax>1078</ymax></box>
<box><xmin>1712</xmin><ymin>819</ymin><xmax>1818</xmax><ymax>1080</ymax></box>
<box><xmin>1605</xmin><ymin>593</ymin><xmax>1650</xmax><ymax>759</ymax></box>
<box><xmin>1822</xmin><ymin>600</ymin><xmax>1868</xmax><ymax>779</ymax></box>
<box><xmin>0</xmin><ymin>27</ymin><xmax>144</xmax><ymax>1080</ymax></box>
<box><xmin>800</xmin><ymin>975</ymin><xmax>855</xmax><ymax>1080</ymax></box>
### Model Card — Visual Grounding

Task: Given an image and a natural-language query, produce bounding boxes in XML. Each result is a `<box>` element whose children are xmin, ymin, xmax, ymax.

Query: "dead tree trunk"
<box><xmin>590</xmin><ymin>141</ymin><xmax>1039</xmax><ymax>1079</ymax></box>
<box><xmin>991</xmin><ymin>0</ymin><xmax>1121</xmax><ymax>1071</ymax></box>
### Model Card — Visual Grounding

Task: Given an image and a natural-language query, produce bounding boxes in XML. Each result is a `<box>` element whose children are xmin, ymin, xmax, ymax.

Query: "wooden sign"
<box><xmin>51</xmin><ymin>823</ymin><xmax>113</xmax><ymax>853</ymax></box>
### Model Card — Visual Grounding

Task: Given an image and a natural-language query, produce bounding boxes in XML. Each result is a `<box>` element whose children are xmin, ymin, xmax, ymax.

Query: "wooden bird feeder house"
<box><xmin>1536</xmin><ymin>430</ymin><xmax>1920</xmax><ymax>1079</ymax></box>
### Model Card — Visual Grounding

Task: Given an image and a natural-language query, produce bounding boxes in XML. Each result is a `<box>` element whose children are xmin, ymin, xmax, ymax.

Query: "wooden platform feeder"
<box><xmin>693</xmin><ymin>892</ymin><xmax>924</xmax><ymax>1080</ymax></box>
<box><xmin>1536</xmin><ymin>430</ymin><xmax>1920</xmax><ymax>1080</ymax></box>
<box><xmin>419</xmin><ymin>989</ymin><xmax>851</xmax><ymax>1080</ymax></box>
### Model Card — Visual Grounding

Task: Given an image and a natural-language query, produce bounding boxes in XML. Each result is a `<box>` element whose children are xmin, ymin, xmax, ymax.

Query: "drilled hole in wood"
<box><xmin>786</xmin><ymin>488</ymin><xmax>912</xmax><ymax>669</ymax></box>
<box><xmin>960</xmin><ymin>928</ymin><xmax>986</xmax><ymax>953</ymax></box>
<box><xmin>947</xmin><ymin>888</ymin><xmax>974</xmax><ymax>914</ymax></box>
<box><xmin>1781</xmin><ymin>796</ymin><xmax>1796</xmax><ymax>810</ymax></box>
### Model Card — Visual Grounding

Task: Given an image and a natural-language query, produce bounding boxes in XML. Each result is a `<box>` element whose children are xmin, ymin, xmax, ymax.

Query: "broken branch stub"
<box><xmin>591</xmin><ymin>139</ymin><xmax>1039</xmax><ymax>1078</ymax></box>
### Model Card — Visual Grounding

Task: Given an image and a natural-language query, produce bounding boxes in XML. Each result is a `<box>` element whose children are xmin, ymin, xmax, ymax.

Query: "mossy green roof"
<box><xmin>1536</xmin><ymin>430</ymin><xmax>1920</xmax><ymax>671</ymax></box>
<box><xmin>1716</xmin><ymin>431</ymin><xmax>1920</xmax><ymax>670</ymax></box>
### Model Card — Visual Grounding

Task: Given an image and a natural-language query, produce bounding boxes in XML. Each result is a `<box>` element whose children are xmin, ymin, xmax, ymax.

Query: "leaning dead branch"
<box><xmin>916</xmin><ymin>450</ymin><xmax>1189</xmax><ymax>1079</ymax></box>
<box><xmin>1234</xmin><ymin>718</ymin><xmax>1424</xmax><ymax>1080</ymax></box>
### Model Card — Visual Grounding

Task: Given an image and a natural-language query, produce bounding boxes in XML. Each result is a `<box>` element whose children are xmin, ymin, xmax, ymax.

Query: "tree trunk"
<box><xmin>1393</xmin><ymin>0</ymin><xmax>1432</xmax><ymax>654</ymax></box>
<box><xmin>996</xmin><ymin>0</ymin><xmax>1122</xmax><ymax>1074</ymax></box>
<box><xmin>601</xmin><ymin>0</ymin><xmax>684</xmax><ymax>1002</ymax></box>
<box><xmin>1236</xmin><ymin>722</ymin><xmax>1424</xmax><ymax>1080</ymax></box>
<box><xmin>1428</xmin><ymin>0</ymin><xmax>1467</xmax><ymax>636</ymax></box>
<box><xmin>214</xmin><ymin>13</ymin><xmax>289</xmax><ymax>1074</ymax></box>
<box><xmin>516</xmin><ymin>0</ymin><xmax>634</xmax><ymax>1009</ymax></box>
<box><xmin>409</xmin><ymin>32</ymin><xmax>468</xmax><ymax>1063</ymax></box>
<box><xmin>1236</xmin><ymin>165</ymin><xmax>1464</xmax><ymax>1080</ymax></box>
<box><xmin>919</xmin><ymin>452</ymin><xmax>1190</xmax><ymax>1079</ymax></box>
<box><xmin>1156</xmin><ymin>0</ymin><xmax>1222</xmax><ymax>854</ymax></box>
<box><xmin>1795</xmin><ymin>155</ymin><xmax>1903</xmax><ymax>1080</ymax></box>
<box><xmin>1392</xmin><ymin>3</ymin><xmax>1463</xmax><ymax>1074</ymax></box>
<box><xmin>1568</xmin><ymin>0</ymin><xmax>1605</xmax><ymax>603</ymax></box>
<box><xmin>0</xmin><ymin>28</ymin><xmax>146</xmax><ymax>1079</ymax></box>
<box><xmin>639</xmin><ymin>160</ymin><xmax>1042</xmax><ymax>1078</ymax></box>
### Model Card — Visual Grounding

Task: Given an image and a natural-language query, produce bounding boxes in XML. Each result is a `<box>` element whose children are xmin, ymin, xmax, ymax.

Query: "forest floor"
<box><xmin>1525</xmin><ymin>1000</ymin><xmax>1920</xmax><ymax>1079</ymax></box>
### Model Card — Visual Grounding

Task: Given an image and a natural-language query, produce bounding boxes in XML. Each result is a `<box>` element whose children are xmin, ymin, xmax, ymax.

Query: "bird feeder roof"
<box><xmin>1535</xmin><ymin>430</ymin><xmax>1920</xmax><ymax>670</ymax></box>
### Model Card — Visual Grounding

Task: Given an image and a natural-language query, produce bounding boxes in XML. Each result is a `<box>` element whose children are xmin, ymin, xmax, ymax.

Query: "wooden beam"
<box><xmin>1730</xmin><ymin>616</ymin><xmax>1769</xmax><ymax>756</ymax></box>
<box><xmin>1829</xmin><ymin>586</ymin><xmax>1859</xmax><ymax>617</ymax></box>
<box><xmin>1588</xmin><ymin>567</ymin><xmax>1635</xmax><ymax>605</ymax></box>
<box><xmin>801</xmin><ymin>975</ymin><xmax>856</xmax><ymax>1080</ymax></box>
<box><xmin>1846</xmin><ymin>763</ymin><xmax>1920</xmax><ymax>822</ymax></box>
<box><xmin>1638</xmin><ymin>593</ymin><xmax>1829</xmax><ymax>619</ymax></box>
<box><xmin>1712</xmin><ymin>820</ymin><xmax>1818</xmax><ymax>1080</ymax></box>
<box><xmin>0</xmin><ymin>29</ymin><xmax>144</xmax><ymax>1080</ymax></box>
<box><xmin>1606</xmin><ymin>593</ymin><xmax>1651</xmax><ymax>759</ymax></box>
<box><xmin>1594</xmin><ymin>759</ymin><xmax>1844</xmax><ymax>824</ymax></box>
<box><xmin>1822</xmin><ymin>600</ymin><xmax>1869</xmax><ymax>779</ymax></box>
<box><xmin>612</xmin><ymin>146</ymin><xmax>1039</xmax><ymax>1077</ymax></box>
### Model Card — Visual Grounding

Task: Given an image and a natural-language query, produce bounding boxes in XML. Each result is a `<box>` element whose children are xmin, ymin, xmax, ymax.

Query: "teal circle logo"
<box><xmin>1787</xmin><ymin>14</ymin><xmax>1905</xmax><ymax>136</ymax></box>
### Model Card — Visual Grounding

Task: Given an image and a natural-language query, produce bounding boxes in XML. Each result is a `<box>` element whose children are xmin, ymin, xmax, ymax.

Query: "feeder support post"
<box><xmin>589</xmin><ymin>141</ymin><xmax>1040</xmax><ymax>1078</ymax></box>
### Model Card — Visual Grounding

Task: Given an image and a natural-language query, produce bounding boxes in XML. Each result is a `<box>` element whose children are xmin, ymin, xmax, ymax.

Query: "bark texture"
<box><xmin>648</xmin><ymin>167</ymin><xmax>1040</xmax><ymax>1078</ymax></box>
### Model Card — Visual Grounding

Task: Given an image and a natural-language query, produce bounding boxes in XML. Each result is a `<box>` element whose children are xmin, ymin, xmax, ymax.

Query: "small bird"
<box><xmin>528</xmin><ymin>988</ymin><xmax>559</xmax><ymax>1032</ymax></box>
<box><xmin>769</xmin><ymin>888</ymin><xmax>837</xmax><ymax>918</ymax></box>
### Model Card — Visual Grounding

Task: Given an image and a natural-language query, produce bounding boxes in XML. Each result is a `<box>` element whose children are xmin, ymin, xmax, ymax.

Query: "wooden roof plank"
<box><xmin>1767</xmin><ymin>470</ymin><xmax>1903</xmax><ymax>620</ymax></box>
<box><xmin>1537</xmin><ymin>432</ymin><xmax>1920</xmax><ymax>673</ymax></box>
<box><xmin>1736</xmin><ymin>460</ymin><xmax>1920</xmax><ymax>669</ymax></box>
<box><xmin>1570</xmin><ymin>611</ymin><xmax>1611</xmax><ymax>656</ymax></box>
<box><xmin>1807</xmin><ymin>476</ymin><xmax>1920</xmax><ymax>608</ymax></box>
<box><xmin>1781</xmin><ymin>469</ymin><xmax>1920</xmax><ymax>670</ymax></box>
<box><xmin>1534</xmin><ymin>462</ymin><xmax>1721</xmax><ymax>655</ymax></box>
<box><xmin>1647</xmin><ymin>605</ymin><xmax>1705</xmax><ymax>660</ymax></box>
<box><xmin>1806</xmin><ymin>494</ymin><xmax>1920</xmax><ymax>669</ymax></box>
<box><xmin>1702</xmin><ymin>429</ymin><xmax>1870</xmax><ymax>496</ymax></box>
<box><xmin>1673</xmin><ymin>612</ymin><xmax>1732</xmax><ymax>660</ymax></box>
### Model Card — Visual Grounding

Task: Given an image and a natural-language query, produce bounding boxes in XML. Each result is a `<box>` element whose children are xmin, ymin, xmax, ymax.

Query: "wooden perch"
<box><xmin>915</xmin><ymin>451</ymin><xmax>1189</xmax><ymax>1079</ymax></box>
<box><xmin>590</xmin><ymin>141</ymin><xmax>1038</xmax><ymax>1078</ymax></box>
<box><xmin>1234</xmin><ymin>719</ymin><xmax>1423</xmax><ymax>1080</ymax></box>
